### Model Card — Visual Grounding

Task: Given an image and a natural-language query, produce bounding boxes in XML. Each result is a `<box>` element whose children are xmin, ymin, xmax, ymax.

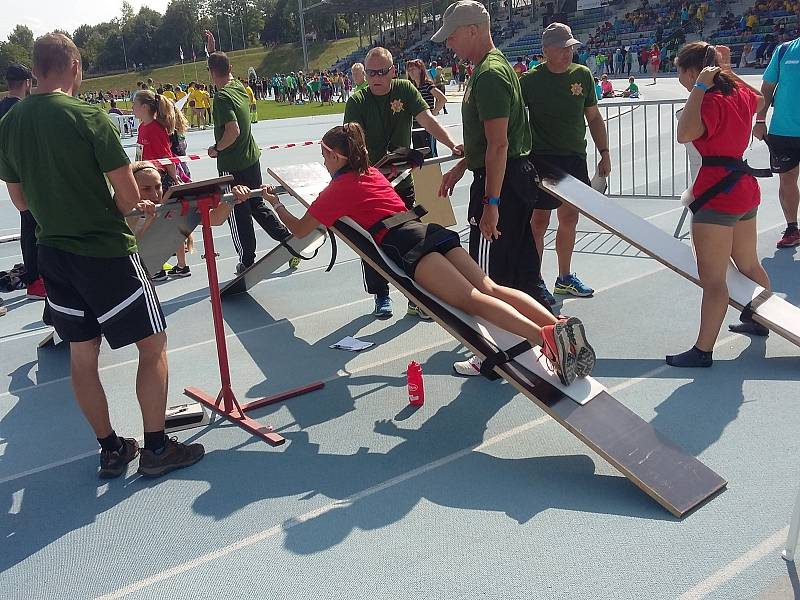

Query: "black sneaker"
<box><xmin>137</xmin><ymin>437</ymin><xmax>205</xmax><ymax>477</ymax></box>
<box><xmin>151</xmin><ymin>270</ymin><xmax>168</xmax><ymax>282</ymax></box>
<box><xmin>99</xmin><ymin>437</ymin><xmax>140</xmax><ymax>479</ymax></box>
<box><xmin>235</xmin><ymin>262</ymin><xmax>251</xmax><ymax>275</ymax></box>
<box><xmin>168</xmin><ymin>265</ymin><xmax>191</xmax><ymax>277</ymax></box>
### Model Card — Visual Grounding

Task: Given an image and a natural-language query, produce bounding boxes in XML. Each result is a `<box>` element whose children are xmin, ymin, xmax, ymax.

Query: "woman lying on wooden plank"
<box><xmin>232</xmin><ymin>123</ymin><xmax>596</xmax><ymax>385</ymax></box>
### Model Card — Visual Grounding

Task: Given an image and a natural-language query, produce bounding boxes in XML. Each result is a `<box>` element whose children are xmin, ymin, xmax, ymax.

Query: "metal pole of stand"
<box><xmin>182</xmin><ymin>191</ymin><xmax>324</xmax><ymax>446</ymax></box>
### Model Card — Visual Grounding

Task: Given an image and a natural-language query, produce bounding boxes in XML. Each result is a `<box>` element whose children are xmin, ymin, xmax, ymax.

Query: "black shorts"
<box><xmin>766</xmin><ymin>134</ymin><xmax>800</xmax><ymax>173</ymax></box>
<box><xmin>379</xmin><ymin>221</ymin><xmax>461</xmax><ymax>278</ymax></box>
<box><xmin>531</xmin><ymin>154</ymin><xmax>591</xmax><ymax>209</ymax></box>
<box><xmin>39</xmin><ymin>245</ymin><xmax>166</xmax><ymax>349</ymax></box>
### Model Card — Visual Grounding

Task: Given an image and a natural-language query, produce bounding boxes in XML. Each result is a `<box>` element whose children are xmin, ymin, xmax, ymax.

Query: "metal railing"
<box><xmin>589</xmin><ymin>98</ymin><xmax>690</xmax><ymax>200</ymax></box>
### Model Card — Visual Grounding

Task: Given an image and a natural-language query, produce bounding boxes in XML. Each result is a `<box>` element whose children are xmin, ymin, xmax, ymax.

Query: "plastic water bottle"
<box><xmin>407</xmin><ymin>361</ymin><xmax>425</xmax><ymax>406</ymax></box>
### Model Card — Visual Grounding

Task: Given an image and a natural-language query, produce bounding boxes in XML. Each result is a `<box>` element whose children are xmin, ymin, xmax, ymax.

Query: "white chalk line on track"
<box><xmin>675</xmin><ymin>527</ymin><xmax>791</xmax><ymax>600</ymax></box>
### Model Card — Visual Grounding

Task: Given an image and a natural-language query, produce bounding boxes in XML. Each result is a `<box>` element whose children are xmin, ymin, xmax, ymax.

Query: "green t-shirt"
<box><xmin>520</xmin><ymin>63</ymin><xmax>597</xmax><ymax>157</ymax></box>
<box><xmin>343</xmin><ymin>78</ymin><xmax>429</xmax><ymax>165</ymax></box>
<box><xmin>461</xmin><ymin>49</ymin><xmax>531</xmax><ymax>171</ymax></box>
<box><xmin>0</xmin><ymin>93</ymin><xmax>135</xmax><ymax>257</ymax></box>
<box><xmin>628</xmin><ymin>82</ymin><xmax>639</xmax><ymax>94</ymax></box>
<box><xmin>213</xmin><ymin>79</ymin><xmax>261</xmax><ymax>173</ymax></box>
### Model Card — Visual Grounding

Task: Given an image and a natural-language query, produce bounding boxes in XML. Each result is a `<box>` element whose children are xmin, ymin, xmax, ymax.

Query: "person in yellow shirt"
<box><xmin>162</xmin><ymin>84</ymin><xmax>176</xmax><ymax>101</ymax></box>
<box><xmin>201</xmin><ymin>85</ymin><xmax>212</xmax><ymax>126</ymax></box>
<box><xmin>191</xmin><ymin>84</ymin><xmax>206</xmax><ymax>129</ymax></box>
<box><xmin>186</xmin><ymin>83</ymin><xmax>198</xmax><ymax>127</ymax></box>
<box><xmin>244</xmin><ymin>79</ymin><xmax>258</xmax><ymax>123</ymax></box>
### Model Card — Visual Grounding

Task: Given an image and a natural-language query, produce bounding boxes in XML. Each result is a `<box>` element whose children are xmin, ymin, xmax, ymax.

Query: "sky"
<box><xmin>0</xmin><ymin>0</ymin><xmax>171</xmax><ymax>42</ymax></box>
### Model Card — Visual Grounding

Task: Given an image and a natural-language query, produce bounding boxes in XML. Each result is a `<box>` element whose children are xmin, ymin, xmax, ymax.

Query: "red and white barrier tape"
<box><xmin>144</xmin><ymin>122</ymin><xmax>463</xmax><ymax>169</ymax></box>
<box><xmin>145</xmin><ymin>140</ymin><xmax>322</xmax><ymax>168</ymax></box>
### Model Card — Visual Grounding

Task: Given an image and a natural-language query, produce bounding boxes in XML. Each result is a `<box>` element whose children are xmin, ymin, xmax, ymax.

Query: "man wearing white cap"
<box><xmin>521</xmin><ymin>22</ymin><xmax>612</xmax><ymax>304</ymax></box>
<box><xmin>433</xmin><ymin>0</ymin><xmax>551</xmax><ymax>376</ymax></box>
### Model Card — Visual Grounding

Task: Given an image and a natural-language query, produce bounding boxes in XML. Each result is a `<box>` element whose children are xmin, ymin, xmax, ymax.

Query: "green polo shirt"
<box><xmin>344</xmin><ymin>78</ymin><xmax>429</xmax><ymax>164</ymax></box>
<box><xmin>520</xmin><ymin>62</ymin><xmax>597</xmax><ymax>157</ymax></box>
<box><xmin>461</xmin><ymin>49</ymin><xmax>531</xmax><ymax>171</ymax></box>
<box><xmin>0</xmin><ymin>93</ymin><xmax>135</xmax><ymax>257</ymax></box>
<box><xmin>213</xmin><ymin>79</ymin><xmax>261</xmax><ymax>173</ymax></box>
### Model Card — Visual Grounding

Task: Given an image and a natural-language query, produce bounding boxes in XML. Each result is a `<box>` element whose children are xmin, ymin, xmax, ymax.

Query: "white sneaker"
<box><xmin>453</xmin><ymin>355</ymin><xmax>482</xmax><ymax>376</ymax></box>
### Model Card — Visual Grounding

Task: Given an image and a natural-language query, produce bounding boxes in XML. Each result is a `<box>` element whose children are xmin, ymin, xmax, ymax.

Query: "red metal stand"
<box><xmin>183</xmin><ymin>193</ymin><xmax>324</xmax><ymax>446</ymax></box>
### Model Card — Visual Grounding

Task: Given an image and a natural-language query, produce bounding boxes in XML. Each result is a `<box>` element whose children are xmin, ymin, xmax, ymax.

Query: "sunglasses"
<box><xmin>365</xmin><ymin>66</ymin><xmax>393</xmax><ymax>77</ymax></box>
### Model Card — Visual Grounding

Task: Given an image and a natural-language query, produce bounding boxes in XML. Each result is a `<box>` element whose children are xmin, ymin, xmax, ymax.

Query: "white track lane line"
<box><xmin>675</xmin><ymin>527</ymin><xmax>790</xmax><ymax>600</ymax></box>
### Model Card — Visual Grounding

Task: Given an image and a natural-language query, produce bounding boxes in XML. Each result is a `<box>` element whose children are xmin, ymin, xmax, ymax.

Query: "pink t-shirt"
<box><xmin>691</xmin><ymin>84</ymin><xmax>760</xmax><ymax>214</ymax></box>
<box><xmin>307</xmin><ymin>167</ymin><xmax>408</xmax><ymax>244</ymax></box>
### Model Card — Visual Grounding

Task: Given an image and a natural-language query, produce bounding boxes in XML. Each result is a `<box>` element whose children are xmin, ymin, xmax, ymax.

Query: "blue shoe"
<box><xmin>373</xmin><ymin>295</ymin><xmax>393</xmax><ymax>318</ymax></box>
<box><xmin>536</xmin><ymin>280</ymin><xmax>557</xmax><ymax>306</ymax></box>
<box><xmin>554</xmin><ymin>273</ymin><xmax>594</xmax><ymax>297</ymax></box>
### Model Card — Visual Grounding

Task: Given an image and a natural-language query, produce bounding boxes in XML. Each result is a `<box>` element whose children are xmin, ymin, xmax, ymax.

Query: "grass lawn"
<box><xmin>254</xmin><ymin>100</ymin><xmax>345</xmax><ymax>120</ymax></box>
<box><xmin>79</xmin><ymin>38</ymin><xmax>361</xmax><ymax>94</ymax></box>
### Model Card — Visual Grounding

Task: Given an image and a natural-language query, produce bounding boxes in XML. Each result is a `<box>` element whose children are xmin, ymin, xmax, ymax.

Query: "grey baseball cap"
<box><xmin>431</xmin><ymin>0</ymin><xmax>490</xmax><ymax>43</ymax></box>
<box><xmin>541</xmin><ymin>22</ymin><xmax>581</xmax><ymax>48</ymax></box>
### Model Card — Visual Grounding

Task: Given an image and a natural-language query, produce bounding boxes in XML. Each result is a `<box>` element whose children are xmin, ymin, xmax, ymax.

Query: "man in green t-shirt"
<box><xmin>520</xmin><ymin>22</ymin><xmax>612</xmax><ymax>303</ymax></box>
<box><xmin>433</xmin><ymin>0</ymin><xmax>550</xmax><ymax>376</ymax></box>
<box><xmin>0</xmin><ymin>33</ymin><xmax>204</xmax><ymax>478</ymax></box>
<box><xmin>205</xmin><ymin>31</ymin><xmax>292</xmax><ymax>273</ymax></box>
<box><xmin>344</xmin><ymin>46</ymin><xmax>461</xmax><ymax>318</ymax></box>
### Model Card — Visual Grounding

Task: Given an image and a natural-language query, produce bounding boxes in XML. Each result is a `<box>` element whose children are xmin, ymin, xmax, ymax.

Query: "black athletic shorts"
<box><xmin>467</xmin><ymin>157</ymin><xmax>543</xmax><ymax>302</ymax></box>
<box><xmin>379</xmin><ymin>221</ymin><xmax>461</xmax><ymax>278</ymax></box>
<box><xmin>766</xmin><ymin>134</ymin><xmax>800</xmax><ymax>173</ymax></box>
<box><xmin>39</xmin><ymin>245</ymin><xmax>166</xmax><ymax>349</ymax></box>
<box><xmin>531</xmin><ymin>153</ymin><xmax>591</xmax><ymax>209</ymax></box>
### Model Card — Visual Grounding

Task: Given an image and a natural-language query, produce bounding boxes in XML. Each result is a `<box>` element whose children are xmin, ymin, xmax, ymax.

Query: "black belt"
<box><xmin>689</xmin><ymin>156</ymin><xmax>772</xmax><ymax>214</ymax></box>
<box><xmin>367</xmin><ymin>205</ymin><xmax>428</xmax><ymax>236</ymax></box>
<box><xmin>479</xmin><ymin>341</ymin><xmax>533</xmax><ymax>380</ymax></box>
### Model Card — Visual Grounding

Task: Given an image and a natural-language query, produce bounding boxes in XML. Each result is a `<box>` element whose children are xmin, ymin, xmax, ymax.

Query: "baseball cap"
<box><xmin>431</xmin><ymin>0</ymin><xmax>490</xmax><ymax>43</ymax></box>
<box><xmin>541</xmin><ymin>23</ymin><xmax>581</xmax><ymax>48</ymax></box>
<box><xmin>6</xmin><ymin>63</ymin><xmax>32</xmax><ymax>82</ymax></box>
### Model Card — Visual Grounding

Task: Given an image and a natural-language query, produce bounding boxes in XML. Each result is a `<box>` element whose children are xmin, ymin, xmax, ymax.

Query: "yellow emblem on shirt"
<box><xmin>390</xmin><ymin>99</ymin><xmax>404</xmax><ymax>114</ymax></box>
<box><xmin>571</xmin><ymin>82</ymin><xmax>583</xmax><ymax>96</ymax></box>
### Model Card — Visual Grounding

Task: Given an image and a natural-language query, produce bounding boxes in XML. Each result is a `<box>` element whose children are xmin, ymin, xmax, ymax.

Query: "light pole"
<box><xmin>298</xmin><ymin>0</ymin><xmax>310</xmax><ymax>72</ymax></box>
<box><xmin>228</xmin><ymin>13</ymin><xmax>234</xmax><ymax>50</ymax></box>
<box><xmin>120</xmin><ymin>27</ymin><xmax>129</xmax><ymax>72</ymax></box>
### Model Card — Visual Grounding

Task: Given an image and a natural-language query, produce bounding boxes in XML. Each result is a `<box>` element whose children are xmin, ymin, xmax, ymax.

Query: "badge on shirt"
<box><xmin>570</xmin><ymin>82</ymin><xmax>584</xmax><ymax>96</ymax></box>
<box><xmin>390</xmin><ymin>99</ymin><xmax>404</xmax><ymax>114</ymax></box>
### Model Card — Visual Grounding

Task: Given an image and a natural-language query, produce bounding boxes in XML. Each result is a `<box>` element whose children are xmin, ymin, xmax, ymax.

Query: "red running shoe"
<box><xmin>26</xmin><ymin>278</ymin><xmax>47</xmax><ymax>300</ymax></box>
<box><xmin>540</xmin><ymin>322</ymin><xmax>577</xmax><ymax>386</ymax></box>
<box><xmin>777</xmin><ymin>228</ymin><xmax>800</xmax><ymax>248</ymax></box>
<box><xmin>558</xmin><ymin>316</ymin><xmax>596</xmax><ymax>379</ymax></box>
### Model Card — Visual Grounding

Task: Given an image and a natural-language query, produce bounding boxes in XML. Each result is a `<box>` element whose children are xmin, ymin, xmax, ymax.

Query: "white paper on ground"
<box><xmin>330</xmin><ymin>336</ymin><xmax>374</xmax><ymax>352</ymax></box>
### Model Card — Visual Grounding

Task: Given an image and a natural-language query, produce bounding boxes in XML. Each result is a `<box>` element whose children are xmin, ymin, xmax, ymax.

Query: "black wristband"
<box><xmin>598</xmin><ymin>148</ymin><xmax>610</xmax><ymax>155</ymax></box>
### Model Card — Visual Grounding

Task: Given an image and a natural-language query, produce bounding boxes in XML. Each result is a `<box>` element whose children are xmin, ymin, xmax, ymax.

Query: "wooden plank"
<box><xmin>220</xmin><ymin>228</ymin><xmax>327</xmax><ymax>297</ymax></box>
<box><xmin>412</xmin><ymin>163</ymin><xmax>456</xmax><ymax>227</ymax></box>
<box><xmin>539</xmin><ymin>171</ymin><xmax>800</xmax><ymax>348</ymax></box>
<box><xmin>268</xmin><ymin>162</ymin><xmax>727</xmax><ymax>518</ymax></box>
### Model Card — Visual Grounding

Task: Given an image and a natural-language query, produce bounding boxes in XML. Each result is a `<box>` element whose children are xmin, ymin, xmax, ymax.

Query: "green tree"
<box><xmin>0</xmin><ymin>42</ymin><xmax>31</xmax><ymax>85</ymax></box>
<box><xmin>8</xmin><ymin>25</ymin><xmax>34</xmax><ymax>53</ymax></box>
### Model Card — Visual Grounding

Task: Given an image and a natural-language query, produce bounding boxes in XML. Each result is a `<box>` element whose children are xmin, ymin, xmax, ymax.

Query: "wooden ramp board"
<box><xmin>412</xmin><ymin>163</ymin><xmax>457</xmax><ymax>227</ymax></box>
<box><xmin>269</xmin><ymin>162</ymin><xmax>727</xmax><ymax>518</ymax></box>
<box><xmin>220</xmin><ymin>229</ymin><xmax>327</xmax><ymax>297</ymax></box>
<box><xmin>539</xmin><ymin>170</ymin><xmax>800</xmax><ymax>348</ymax></box>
